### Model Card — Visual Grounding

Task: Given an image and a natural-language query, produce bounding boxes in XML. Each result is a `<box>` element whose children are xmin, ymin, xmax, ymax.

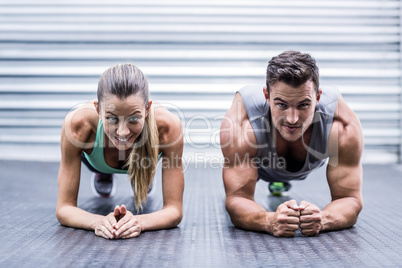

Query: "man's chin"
<box><xmin>278</xmin><ymin>130</ymin><xmax>302</xmax><ymax>142</ymax></box>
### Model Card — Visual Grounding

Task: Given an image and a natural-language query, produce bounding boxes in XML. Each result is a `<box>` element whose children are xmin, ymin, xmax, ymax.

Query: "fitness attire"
<box><xmin>238</xmin><ymin>85</ymin><xmax>339</xmax><ymax>183</ymax></box>
<box><xmin>81</xmin><ymin>119</ymin><xmax>161</xmax><ymax>197</ymax></box>
<box><xmin>82</xmin><ymin>119</ymin><xmax>162</xmax><ymax>173</ymax></box>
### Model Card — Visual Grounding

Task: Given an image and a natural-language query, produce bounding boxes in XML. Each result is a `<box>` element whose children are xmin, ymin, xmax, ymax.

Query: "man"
<box><xmin>220</xmin><ymin>51</ymin><xmax>363</xmax><ymax>237</ymax></box>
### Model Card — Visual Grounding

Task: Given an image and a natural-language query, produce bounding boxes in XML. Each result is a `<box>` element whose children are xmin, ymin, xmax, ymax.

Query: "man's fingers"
<box><xmin>298</xmin><ymin>200</ymin><xmax>310</xmax><ymax>210</ymax></box>
<box><xmin>283</xmin><ymin>200</ymin><xmax>299</xmax><ymax>210</ymax></box>
<box><xmin>300</xmin><ymin>203</ymin><xmax>321</xmax><ymax>216</ymax></box>
<box><xmin>300</xmin><ymin>214</ymin><xmax>321</xmax><ymax>223</ymax></box>
<box><xmin>287</xmin><ymin>209</ymin><xmax>301</xmax><ymax>218</ymax></box>
<box><xmin>277</xmin><ymin>202</ymin><xmax>300</xmax><ymax>217</ymax></box>
<box><xmin>274</xmin><ymin>224</ymin><xmax>299</xmax><ymax>237</ymax></box>
<box><xmin>301</xmin><ymin>228</ymin><xmax>320</xmax><ymax>237</ymax></box>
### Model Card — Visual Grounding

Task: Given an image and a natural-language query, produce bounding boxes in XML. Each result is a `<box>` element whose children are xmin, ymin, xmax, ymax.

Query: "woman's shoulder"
<box><xmin>62</xmin><ymin>100</ymin><xmax>99</xmax><ymax>148</ymax></box>
<box><xmin>153</xmin><ymin>102</ymin><xmax>183</xmax><ymax>146</ymax></box>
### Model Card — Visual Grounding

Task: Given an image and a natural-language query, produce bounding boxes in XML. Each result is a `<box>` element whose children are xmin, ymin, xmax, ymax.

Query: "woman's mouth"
<box><xmin>115</xmin><ymin>136</ymin><xmax>133</xmax><ymax>143</ymax></box>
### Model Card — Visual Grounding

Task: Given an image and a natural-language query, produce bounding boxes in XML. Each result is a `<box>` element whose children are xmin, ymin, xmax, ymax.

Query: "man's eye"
<box><xmin>299</xmin><ymin>103</ymin><xmax>309</xmax><ymax>108</ymax></box>
<box><xmin>277</xmin><ymin>103</ymin><xmax>287</xmax><ymax>108</ymax></box>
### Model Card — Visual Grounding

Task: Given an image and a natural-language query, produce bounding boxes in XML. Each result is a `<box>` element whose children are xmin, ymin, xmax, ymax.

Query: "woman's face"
<box><xmin>96</xmin><ymin>93</ymin><xmax>151</xmax><ymax>151</ymax></box>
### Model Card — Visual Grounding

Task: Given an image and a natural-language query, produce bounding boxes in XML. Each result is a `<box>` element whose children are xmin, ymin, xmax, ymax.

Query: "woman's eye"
<box><xmin>128</xmin><ymin>117</ymin><xmax>140</xmax><ymax>123</ymax></box>
<box><xmin>108</xmin><ymin>117</ymin><xmax>118</xmax><ymax>123</ymax></box>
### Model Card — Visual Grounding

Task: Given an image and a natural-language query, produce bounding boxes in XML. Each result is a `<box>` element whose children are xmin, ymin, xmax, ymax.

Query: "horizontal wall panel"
<box><xmin>0</xmin><ymin>0</ymin><xmax>400</xmax><ymax>162</ymax></box>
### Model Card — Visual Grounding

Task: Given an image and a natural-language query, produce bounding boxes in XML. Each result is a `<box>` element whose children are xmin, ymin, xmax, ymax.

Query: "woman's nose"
<box><xmin>117</xmin><ymin>123</ymin><xmax>130</xmax><ymax>136</ymax></box>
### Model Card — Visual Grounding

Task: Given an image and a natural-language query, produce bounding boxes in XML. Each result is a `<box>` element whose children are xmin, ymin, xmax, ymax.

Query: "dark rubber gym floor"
<box><xmin>0</xmin><ymin>160</ymin><xmax>401</xmax><ymax>267</ymax></box>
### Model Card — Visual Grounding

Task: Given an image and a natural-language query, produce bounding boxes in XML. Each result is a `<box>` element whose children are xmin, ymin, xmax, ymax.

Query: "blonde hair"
<box><xmin>98</xmin><ymin>63</ymin><xmax>159</xmax><ymax>211</ymax></box>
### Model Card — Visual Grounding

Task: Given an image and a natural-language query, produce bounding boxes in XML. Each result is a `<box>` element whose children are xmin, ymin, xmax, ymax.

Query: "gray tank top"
<box><xmin>238</xmin><ymin>85</ymin><xmax>339</xmax><ymax>182</ymax></box>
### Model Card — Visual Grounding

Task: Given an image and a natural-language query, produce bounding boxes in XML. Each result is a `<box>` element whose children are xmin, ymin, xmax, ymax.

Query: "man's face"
<box><xmin>265</xmin><ymin>80</ymin><xmax>321</xmax><ymax>142</ymax></box>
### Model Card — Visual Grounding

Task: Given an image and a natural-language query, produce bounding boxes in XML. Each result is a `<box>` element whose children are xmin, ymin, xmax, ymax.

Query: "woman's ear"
<box><xmin>146</xmin><ymin>100</ymin><xmax>152</xmax><ymax>117</ymax></box>
<box><xmin>94</xmin><ymin>101</ymin><xmax>100</xmax><ymax>116</ymax></box>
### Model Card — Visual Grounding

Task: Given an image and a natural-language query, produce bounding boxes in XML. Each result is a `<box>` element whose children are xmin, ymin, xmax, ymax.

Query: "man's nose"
<box><xmin>286</xmin><ymin>109</ymin><xmax>299</xmax><ymax>124</ymax></box>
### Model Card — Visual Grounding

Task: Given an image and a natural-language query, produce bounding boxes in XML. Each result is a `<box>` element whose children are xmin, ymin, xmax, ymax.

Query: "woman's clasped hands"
<box><xmin>94</xmin><ymin>204</ymin><xmax>142</xmax><ymax>239</ymax></box>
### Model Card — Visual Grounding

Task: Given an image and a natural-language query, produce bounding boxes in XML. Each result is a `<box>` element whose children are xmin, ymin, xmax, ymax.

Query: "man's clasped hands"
<box><xmin>272</xmin><ymin>200</ymin><xmax>323</xmax><ymax>237</ymax></box>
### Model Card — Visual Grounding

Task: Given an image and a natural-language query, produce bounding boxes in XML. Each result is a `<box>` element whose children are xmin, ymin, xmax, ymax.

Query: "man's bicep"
<box><xmin>223</xmin><ymin>160</ymin><xmax>258</xmax><ymax>200</ymax></box>
<box><xmin>327</xmin><ymin>110</ymin><xmax>363</xmax><ymax>201</ymax></box>
<box><xmin>326</xmin><ymin>162</ymin><xmax>362</xmax><ymax>201</ymax></box>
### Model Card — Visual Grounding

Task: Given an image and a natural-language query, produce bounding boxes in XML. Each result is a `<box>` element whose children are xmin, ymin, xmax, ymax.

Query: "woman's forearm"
<box><xmin>56</xmin><ymin>205</ymin><xmax>103</xmax><ymax>231</ymax></box>
<box><xmin>136</xmin><ymin>206</ymin><xmax>183</xmax><ymax>232</ymax></box>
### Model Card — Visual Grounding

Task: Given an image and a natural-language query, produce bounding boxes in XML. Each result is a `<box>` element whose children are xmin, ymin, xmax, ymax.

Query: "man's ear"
<box><xmin>94</xmin><ymin>101</ymin><xmax>100</xmax><ymax>116</ymax></box>
<box><xmin>263</xmin><ymin>87</ymin><xmax>269</xmax><ymax>101</ymax></box>
<box><xmin>316</xmin><ymin>89</ymin><xmax>322</xmax><ymax>103</ymax></box>
<box><xmin>146</xmin><ymin>100</ymin><xmax>152</xmax><ymax>117</ymax></box>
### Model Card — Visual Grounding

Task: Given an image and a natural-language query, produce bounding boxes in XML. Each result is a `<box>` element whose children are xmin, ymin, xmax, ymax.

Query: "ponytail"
<box><xmin>124</xmin><ymin>106</ymin><xmax>159</xmax><ymax>211</ymax></box>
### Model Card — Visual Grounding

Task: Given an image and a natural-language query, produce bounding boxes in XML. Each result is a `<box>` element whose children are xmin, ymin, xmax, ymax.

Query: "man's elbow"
<box><xmin>355</xmin><ymin>198</ymin><xmax>363</xmax><ymax>218</ymax></box>
<box><xmin>349</xmin><ymin>197</ymin><xmax>363</xmax><ymax>227</ymax></box>
<box><xmin>225</xmin><ymin>197</ymin><xmax>240</xmax><ymax>226</ymax></box>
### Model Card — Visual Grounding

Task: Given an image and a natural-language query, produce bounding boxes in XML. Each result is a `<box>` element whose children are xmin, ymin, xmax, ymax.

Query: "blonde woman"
<box><xmin>56</xmin><ymin>64</ymin><xmax>184</xmax><ymax>239</ymax></box>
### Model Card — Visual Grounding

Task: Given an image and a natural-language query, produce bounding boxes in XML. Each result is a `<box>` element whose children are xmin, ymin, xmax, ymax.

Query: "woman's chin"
<box><xmin>113</xmin><ymin>141</ymin><xmax>134</xmax><ymax>151</ymax></box>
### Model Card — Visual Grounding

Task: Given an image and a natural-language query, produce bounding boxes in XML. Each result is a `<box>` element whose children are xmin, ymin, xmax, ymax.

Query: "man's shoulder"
<box><xmin>237</xmin><ymin>84</ymin><xmax>264</xmax><ymax>96</ymax></box>
<box><xmin>221</xmin><ymin>94</ymin><xmax>258</xmax><ymax>160</ymax></box>
<box><xmin>235</xmin><ymin>85</ymin><xmax>269</xmax><ymax>127</ymax></box>
<box><xmin>328</xmin><ymin>95</ymin><xmax>363</xmax><ymax>166</ymax></box>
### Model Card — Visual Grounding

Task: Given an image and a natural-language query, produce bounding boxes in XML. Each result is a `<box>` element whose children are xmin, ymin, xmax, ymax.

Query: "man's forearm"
<box><xmin>321</xmin><ymin>197</ymin><xmax>363</xmax><ymax>232</ymax></box>
<box><xmin>226</xmin><ymin>196</ymin><xmax>273</xmax><ymax>233</ymax></box>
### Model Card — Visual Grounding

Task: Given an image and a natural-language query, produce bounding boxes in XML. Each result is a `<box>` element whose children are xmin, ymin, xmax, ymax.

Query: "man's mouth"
<box><xmin>283</xmin><ymin>125</ymin><xmax>300</xmax><ymax>133</ymax></box>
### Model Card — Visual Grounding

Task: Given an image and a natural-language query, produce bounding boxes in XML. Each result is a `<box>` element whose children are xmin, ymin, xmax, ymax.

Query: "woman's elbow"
<box><xmin>56</xmin><ymin>209</ymin><xmax>65</xmax><ymax>225</ymax></box>
<box><xmin>55</xmin><ymin>205</ymin><xmax>69</xmax><ymax>226</ymax></box>
<box><xmin>168</xmin><ymin>207</ymin><xmax>183</xmax><ymax>228</ymax></box>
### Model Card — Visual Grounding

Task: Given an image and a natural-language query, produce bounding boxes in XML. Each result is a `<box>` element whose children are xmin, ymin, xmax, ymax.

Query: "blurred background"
<box><xmin>0</xmin><ymin>0</ymin><xmax>400</xmax><ymax>164</ymax></box>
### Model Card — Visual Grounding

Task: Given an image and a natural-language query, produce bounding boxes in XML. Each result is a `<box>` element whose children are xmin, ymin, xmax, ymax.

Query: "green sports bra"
<box><xmin>83</xmin><ymin>119</ymin><xmax>161</xmax><ymax>174</ymax></box>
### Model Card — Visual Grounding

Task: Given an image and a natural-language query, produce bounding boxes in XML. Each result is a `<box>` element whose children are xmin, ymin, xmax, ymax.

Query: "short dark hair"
<box><xmin>266</xmin><ymin>51</ymin><xmax>319</xmax><ymax>94</ymax></box>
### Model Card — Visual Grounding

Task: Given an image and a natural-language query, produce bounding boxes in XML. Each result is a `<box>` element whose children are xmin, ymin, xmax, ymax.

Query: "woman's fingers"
<box><xmin>114</xmin><ymin>205</ymin><xmax>121</xmax><ymax>217</ymax></box>
<box><xmin>118</xmin><ymin>223</ymin><xmax>142</xmax><ymax>239</ymax></box>
<box><xmin>95</xmin><ymin>214</ymin><xmax>116</xmax><ymax>239</ymax></box>
<box><xmin>120</xmin><ymin>204</ymin><xmax>127</xmax><ymax>215</ymax></box>
<box><xmin>121</xmin><ymin>230</ymin><xmax>141</xmax><ymax>239</ymax></box>
<box><xmin>115</xmin><ymin>216</ymin><xmax>141</xmax><ymax>239</ymax></box>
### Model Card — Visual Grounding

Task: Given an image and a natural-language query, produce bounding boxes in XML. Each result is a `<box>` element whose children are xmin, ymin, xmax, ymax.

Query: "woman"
<box><xmin>56</xmin><ymin>63</ymin><xmax>184</xmax><ymax>239</ymax></box>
